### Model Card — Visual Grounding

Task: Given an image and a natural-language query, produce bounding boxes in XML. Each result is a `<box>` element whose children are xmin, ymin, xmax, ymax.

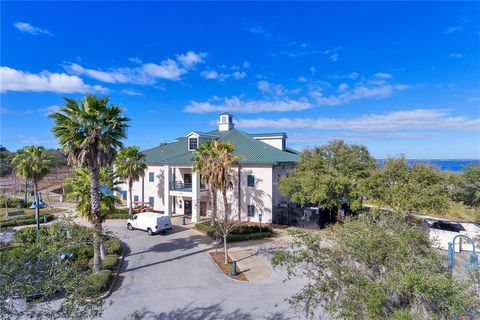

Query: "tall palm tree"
<box><xmin>195</xmin><ymin>141</ymin><xmax>241</xmax><ymax>264</ymax></box>
<box><xmin>193</xmin><ymin>140</ymin><xmax>218</xmax><ymax>222</ymax></box>
<box><xmin>50</xmin><ymin>95</ymin><xmax>129</xmax><ymax>272</ymax></box>
<box><xmin>115</xmin><ymin>146</ymin><xmax>147</xmax><ymax>215</ymax></box>
<box><xmin>12</xmin><ymin>146</ymin><xmax>52</xmax><ymax>241</ymax></box>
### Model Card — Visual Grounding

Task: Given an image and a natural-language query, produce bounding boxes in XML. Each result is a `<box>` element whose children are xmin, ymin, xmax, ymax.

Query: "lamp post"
<box><xmin>447</xmin><ymin>234</ymin><xmax>479</xmax><ymax>270</ymax></box>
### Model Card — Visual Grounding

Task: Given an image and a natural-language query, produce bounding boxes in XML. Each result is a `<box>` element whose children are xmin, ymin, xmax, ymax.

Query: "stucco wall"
<box><xmin>273</xmin><ymin>163</ymin><xmax>295</xmax><ymax>206</ymax></box>
<box><xmin>254</xmin><ymin>137</ymin><xmax>284</xmax><ymax>150</ymax></box>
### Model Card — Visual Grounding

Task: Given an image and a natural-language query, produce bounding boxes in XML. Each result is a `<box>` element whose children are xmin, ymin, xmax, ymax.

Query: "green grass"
<box><xmin>0</xmin><ymin>207</ymin><xmax>63</xmax><ymax>221</ymax></box>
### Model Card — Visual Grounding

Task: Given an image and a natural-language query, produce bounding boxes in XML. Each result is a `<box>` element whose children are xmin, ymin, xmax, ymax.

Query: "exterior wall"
<box><xmin>273</xmin><ymin>163</ymin><xmax>296</xmax><ymax>206</ymax></box>
<box><xmin>253</xmin><ymin>137</ymin><xmax>285</xmax><ymax>150</ymax></box>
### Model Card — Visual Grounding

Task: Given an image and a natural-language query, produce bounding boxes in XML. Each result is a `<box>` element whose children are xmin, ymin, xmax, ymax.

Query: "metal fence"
<box><xmin>272</xmin><ymin>205</ymin><xmax>338</xmax><ymax>229</ymax></box>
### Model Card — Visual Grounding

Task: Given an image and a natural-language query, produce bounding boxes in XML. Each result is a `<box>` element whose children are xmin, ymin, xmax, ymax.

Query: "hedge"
<box><xmin>195</xmin><ymin>221</ymin><xmax>273</xmax><ymax>242</ymax></box>
<box><xmin>102</xmin><ymin>254</ymin><xmax>119</xmax><ymax>270</ymax></box>
<box><xmin>0</xmin><ymin>196</ymin><xmax>31</xmax><ymax>208</ymax></box>
<box><xmin>105</xmin><ymin>208</ymin><xmax>132</xmax><ymax>220</ymax></box>
<box><xmin>0</xmin><ymin>214</ymin><xmax>54</xmax><ymax>228</ymax></box>
<box><xmin>104</xmin><ymin>238</ymin><xmax>122</xmax><ymax>255</ymax></box>
<box><xmin>77</xmin><ymin>270</ymin><xmax>112</xmax><ymax>298</ymax></box>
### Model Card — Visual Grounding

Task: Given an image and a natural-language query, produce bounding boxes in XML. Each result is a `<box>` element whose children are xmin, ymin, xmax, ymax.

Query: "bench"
<box><xmin>7</xmin><ymin>210</ymin><xmax>25</xmax><ymax>217</ymax></box>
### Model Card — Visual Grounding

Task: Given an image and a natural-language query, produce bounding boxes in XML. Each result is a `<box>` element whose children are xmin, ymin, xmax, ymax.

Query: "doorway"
<box><xmin>184</xmin><ymin>200</ymin><xmax>192</xmax><ymax>215</ymax></box>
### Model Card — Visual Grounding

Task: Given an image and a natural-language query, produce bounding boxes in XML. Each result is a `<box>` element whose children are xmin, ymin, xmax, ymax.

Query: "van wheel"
<box><xmin>127</xmin><ymin>223</ymin><xmax>133</xmax><ymax>230</ymax></box>
<box><xmin>147</xmin><ymin>228</ymin><xmax>153</xmax><ymax>236</ymax></box>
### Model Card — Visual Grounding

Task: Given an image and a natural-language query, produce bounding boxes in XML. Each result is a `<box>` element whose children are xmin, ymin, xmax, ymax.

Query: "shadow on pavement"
<box><xmin>128</xmin><ymin>234</ymin><xmax>209</xmax><ymax>257</ymax></box>
<box><xmin>124</xmin><ymin>303</ymin><xmax>293</xmax><ymax>320</ymax></box>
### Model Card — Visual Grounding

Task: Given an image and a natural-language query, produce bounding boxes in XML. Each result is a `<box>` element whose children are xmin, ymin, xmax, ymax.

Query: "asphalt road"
<box><xmin>99</xmin><ymin>220</ymin><xmax>310</xmax><ymax>320</ymax></box>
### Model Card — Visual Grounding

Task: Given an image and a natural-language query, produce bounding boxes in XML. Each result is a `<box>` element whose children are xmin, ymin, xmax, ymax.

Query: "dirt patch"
<box><xmin>209</xmin><ymin>251</ymin><xmax>248</xmax><ymax>281</ymax></box>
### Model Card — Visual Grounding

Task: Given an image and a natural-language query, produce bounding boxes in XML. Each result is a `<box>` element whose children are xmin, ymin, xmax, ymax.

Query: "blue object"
<box><xmin>60</xmin><ymin>252</ymin><xmax>73</xmax><ymax>260</ymax></box>
<box><xmin>231</xmin><ymin>260</ymin><xmax>238</xmax><ymax>276</ymax></box>
<box><xmin>448</xmin><ymin>235</ymin><xmax>480</xmax><ymax>270</ymax></box>
<box><xmin>29</xmin><ymin>202</ymin><xmax>38</xmax><ymax>209</ymax></box>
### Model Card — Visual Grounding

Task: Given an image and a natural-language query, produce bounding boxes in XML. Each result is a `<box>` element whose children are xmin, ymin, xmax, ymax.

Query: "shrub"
<box><xmin>105</xmin><ymin>208</ymin><xmax>132</xmax><ymax>220</ymax></box>
<box><xmin>77</xmin><ymin>270</ymin><xmax>112</xmax><ymax>298</ymax></box>
<box><xmin>0</xmin><ymin>214</ymin><xmax>54</xmax><ymax>228</ymax></box>
<box><xmin>14</xmin><ymin>227</ymin><xmax>49</xmax><ymax>243</ymax></box>
<box><xmin>102</xmin><ymin>254</ymin><xmax>119</xmax><ymax>270</ymax></box>
<box><xmin>104</xmin><ymin>238</ymin><xmax>122</xmax><ymax>255</ymax></box>
<box><xmin>72</xmin><ymin>244</ymin><xmax>94</xmax><ymax>261</ymax></box>
<box><xmin>0</xmin><ymin>196</ymin><xmax>31</xmax><ymax>208</ymax></box>
<box><xmin>195</xmin><ymin>221</ymin><xmax>272</xmax><ymax>242</ymax></box>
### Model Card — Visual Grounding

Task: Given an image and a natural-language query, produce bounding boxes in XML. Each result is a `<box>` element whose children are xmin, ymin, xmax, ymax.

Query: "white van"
<box><xmin>127</xmin><ymin>212</ymin><xmax>172</xmax><ymax>235</ymax></box>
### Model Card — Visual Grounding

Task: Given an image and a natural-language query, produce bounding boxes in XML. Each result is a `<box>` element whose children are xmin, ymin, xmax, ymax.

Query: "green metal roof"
<box><xmin>249</xmin><ymin>132</ymin><xmax>287</xmax><ymax>138</ymax></box>
<box><xmin>143</xmin><ymin>128</ymin><xmax>298</xmax><ymax>165</ymax></box>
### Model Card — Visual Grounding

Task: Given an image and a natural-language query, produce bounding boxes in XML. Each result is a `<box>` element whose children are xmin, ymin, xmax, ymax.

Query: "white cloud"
<box><xmin>236</xmin><ymin>109</ymin><xmax>480</xmax><ymax>132</ymax></box>
<box><xmin>201</xmin><ymin>70</ymin><xmax>220</xmax><ymax>80</ymax></box>
<box><xmin>176</xmin><ymin>51</ymin><xmax>207</xmax><ymax>69</ymax></box>
<box><xmin>257</xmin><ymin>80</ymin><xmax>285</xmax><ymax>96</ymax></box>
<box><xmin>243</xmin><ymin>61</ymin><xmax>251</xmax><ymax>68</ymax></box>
<box><xmin>310</xmin><ymin>66</ymin><xmax>316</xmax><ymax>74</ymax></box>
<box><xmin>449</xmin><ymin>53</ymin><xmax>463</xmax><ymax>58</ymax></box>
<box><xmin>232</xmin><ymin>71</ymin><xmax>247</xmax><ymax>80</ymax></box>
<box><xmin>18</xmin><ymin>135</ymin><xmax>57</xmax><ymax>146</ymax></box>
<box><xmin>121</xmin><ymin>89</ymin><xmax>143</xmax><ymax>96</ymax></box>
<box><xmin>445</xmin><ymin>25</ymin><xmax>463</xmax><ymax>34</ymax></box>
<box><xmin>63</xmin><ymin>51</ymin><xmax>205</xmax><ymax>85</ymax></box>
<box><xmin>374</xmin><ymin>72</ymin><xmax>393</xmax><ymax>79</ymax></box>
<box><xmin>347</xmin><ymin>72</ymin><xmax>360</xmax><ymax>80</ymax></box>
<box><xmin>13</xmin><ymin>22</ymin><xmax>52</xmax><ymax>36</ymax></box>
<box><xmin>337</xmin><ymin>83</ymin><xmax>349</xmax><ymax>92</ymax></box>
<box><xmin>185</xmin><ymin>96</ymin><xmax>311</xmax><ymax>113</ymax></box>
<box><xmin>329</xmin><ymin>54</ymin><xmax>339</xmax><ymax>62</ymax></box>
<box><xmin>249</xmin><ymin>26</ymin><xmax>266</xmax><ymax>34</ymax></box>
<box><xmin>38</xmin><ymin>105</ymin><xmax>61</xmax><ymax>115</ymax></box>
<box><xmin>0</xmin><ymin>66</ymin><xmax>107</xmax><ymax>93</ymax></box>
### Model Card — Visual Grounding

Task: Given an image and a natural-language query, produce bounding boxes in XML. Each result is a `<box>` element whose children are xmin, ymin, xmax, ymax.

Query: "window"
<box><xmin>149</xmin><ymin>196</ymin><xmax>154</xmax><ymax>207</ymax></box>
<box><xmin>133</xmin><ymin>195</ymin><xmax>139</xmax><ymax>202</ymax></box>
<box><xmin>148</xmin><ymin>172</ymin><xmax>154</xmax><ymax>182</ymax></box>
<box><xmin>247</xmin><ymin>175</ymin><xmax>255</xmax><ymax>187</ymax></box>
<box><xmin>247</xmin><ymin>204</ymin><xmax>255</xmax><ymax>217</ymax></box>
<box><xmin>189</xmin><ymin>137</ymin><xmax>198</xmax><ymax>150</ymax></box>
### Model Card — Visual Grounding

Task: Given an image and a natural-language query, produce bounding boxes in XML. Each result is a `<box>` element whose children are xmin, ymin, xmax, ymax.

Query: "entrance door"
<box><xmin>184</xmin><ymin>200</ymin><xmax>192</xmax><ymax>215</ymax></box>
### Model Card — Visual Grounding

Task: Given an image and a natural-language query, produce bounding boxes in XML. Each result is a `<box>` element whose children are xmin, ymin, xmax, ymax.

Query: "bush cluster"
<box><xmin>0</xmin><ymin>214</ymin><xmax>54</xmax><ymax>228</ymax></box>
<box><xmin>77</xmin><ymin>270</ymin><xmax>112</xmax><ymax>298</ymax></box>
<box><xmin>105</xmin><ymin>208</ymin><xmax>132</xmax><ymax>220</ymax></box>
<box><xmin>0</xmin><ymin>196</ymin><xmax>31</xmax><ymax>208</ymax></box>
<box><xmin>104</xmin><ymin>238</ymin><xmax>122</xmax><ymax>255</ymax></box>
<box><xmin>101</xmin><ymin>254</ymin><xmax>119</xmax><ymax>270</ymax></box>
<box><xmin>195</xmin><ymin>220</ymin><xmax>273</xmax><ymax>242</ymax></box>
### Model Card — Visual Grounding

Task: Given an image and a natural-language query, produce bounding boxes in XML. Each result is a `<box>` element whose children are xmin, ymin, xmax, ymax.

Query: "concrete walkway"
<box><xmin>228</xmin><ymin>246</ymin><xmax>272</xmax><ymax>282</ymax></box>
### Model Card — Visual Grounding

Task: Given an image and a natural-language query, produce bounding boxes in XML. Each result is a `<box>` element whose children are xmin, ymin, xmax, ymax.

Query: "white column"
<box><xmin>191</xmin><ymin>170</ymin><xmax>200</xmax><ymax>223</ymax></box>
<box><xmin>163</xmin><ymin>165</ymin><xmax>171</xmax><ymax>216</ymax></box>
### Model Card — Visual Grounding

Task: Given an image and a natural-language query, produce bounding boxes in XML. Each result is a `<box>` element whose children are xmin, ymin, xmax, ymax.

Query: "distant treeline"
<box><xmin>0</xmin><ymin>145</ymin><xmax>68</xmax><ymax>177</ymax></box>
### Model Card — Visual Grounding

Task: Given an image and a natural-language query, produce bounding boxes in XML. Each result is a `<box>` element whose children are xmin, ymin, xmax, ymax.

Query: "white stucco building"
<box><xmin>119</xmin><ymin>113</ymin><xmax>299</xmax><ymax>223</ymax></box>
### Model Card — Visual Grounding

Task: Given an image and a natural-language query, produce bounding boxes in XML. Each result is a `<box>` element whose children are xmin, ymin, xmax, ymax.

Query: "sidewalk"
<box><xmin>228</xmin><ymin>246</ymin><xmax>272</xmax><ymax>282</ymax></box>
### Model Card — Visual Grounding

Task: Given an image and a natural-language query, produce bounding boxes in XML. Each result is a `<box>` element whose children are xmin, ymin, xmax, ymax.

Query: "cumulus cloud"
<box><xmin>0</xmin><ymin>66</ymin><xmax>107</xmax><ymax>93</ymax></box>
<box><xmin>374</xmin><ymin>72</ymin><xmax>393</xmax><ymax>79</ymax></box>
<box><xmin>185</xmin><ymin>96</ymin><xmax>312</xmax><ymax>113</ymax></box>
<box><xmin>445</xmin><ymin>25</ymin><xmax>463</xmax><ymax>34</ymax></box>
<box><xmin>38</xmin><ymin>105</ymin><xmax>61</xmax><ymax>115</ymax></box>
<box><xmin>232</xmin><ymin>71</ymin><xmax>247</xmax><ymax>80</ymax></box>
<box><xmin>236</xmin><ymin>109</ymin><xmax>480</xmax><ymax>132</ymax></box>
<box><xmin>176</xmin><ymin>51</ymin><xmax>207</xmax><ymax>69</ymax></box>
<box><xmin>449</xmin><ymin>53</ymin><xmax>463</xmax><ymax>58</ymax></box>
<box><xmin>13</xmin><ymin>22</ymin><xmax>52</xmax><ymax>36</ymax></box>
<box><xmin>63</xmin><ymin>51</ymin><xmax>205</xmax><ymax>84</ymax></box>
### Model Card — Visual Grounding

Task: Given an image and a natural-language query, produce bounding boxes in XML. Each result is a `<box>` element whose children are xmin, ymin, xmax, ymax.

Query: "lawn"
<box><xmin>0</xmin><ymin>207</ymin><xmax>64</xmax><ymax>221</ymax></box>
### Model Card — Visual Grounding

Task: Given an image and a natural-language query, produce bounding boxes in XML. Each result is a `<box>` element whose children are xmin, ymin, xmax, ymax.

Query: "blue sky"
<box><xmin>1</xmin><ymin>2</ymin><xmax>479</xmax><ymax>159</ymax></box>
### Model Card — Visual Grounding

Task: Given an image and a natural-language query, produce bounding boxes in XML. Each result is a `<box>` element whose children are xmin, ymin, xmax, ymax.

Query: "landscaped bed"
<box><xmin>0</xmin><ymin>213</ymin><xmax>56</xmax><ymax>228</ymax></box>
<box><xmin>1</xmin><ymin>223</ymin><xmax>123</xmax><ymax>300</ymax></box>
<box><xmin>209</xmin><ymin>251</ymin><xmax>248</xmax><ymax>281</ymax></box>
<box><xmin>194</xmin><ymin>220</ymin><xmax>273</xmax><ymax>242</ymax></box>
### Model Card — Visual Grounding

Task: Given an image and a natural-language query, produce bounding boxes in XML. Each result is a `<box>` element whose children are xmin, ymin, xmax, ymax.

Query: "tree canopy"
<box><xmin>272</xmin><ymin>211</ymin><xmax>478</xmax><ymax>319</ymax></box>
<box><xmin>278</xmin><ymin>140</ymin><xmax>376</xmax><ymax>212</ymax></box>
<box><xmin>368</xmin><ymin>157</ymin><xmax>449</xmax><ymax>214</ymax></box>
<box><xmin>452</xmin><ymin>164</ymin><xmax>480</xmax><ymax>208</ymax></box>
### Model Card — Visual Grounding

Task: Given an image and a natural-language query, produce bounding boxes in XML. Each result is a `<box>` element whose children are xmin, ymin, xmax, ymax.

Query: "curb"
<box><xmin>98</xmin><ymin>241</ymin><xmax>126</xmax><ymax>300</ymax></box>
<box><xmin>207</xmin><ymin>251</ymin><xmax>249</xmax><ymax>283</ymax></box>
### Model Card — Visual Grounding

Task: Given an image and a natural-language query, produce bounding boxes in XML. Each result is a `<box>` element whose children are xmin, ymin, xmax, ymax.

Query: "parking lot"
<box><xmin>100</xmin><ymin>220</ymin><xmax>310</xmax><ymax>320</ymax></box>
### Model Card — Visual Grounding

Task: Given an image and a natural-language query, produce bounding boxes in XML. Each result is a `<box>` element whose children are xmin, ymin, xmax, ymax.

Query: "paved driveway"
<box><xmin>100</xmin><ymin>220</ymin><xmax>308</xmax><ymax>320</ymax></box>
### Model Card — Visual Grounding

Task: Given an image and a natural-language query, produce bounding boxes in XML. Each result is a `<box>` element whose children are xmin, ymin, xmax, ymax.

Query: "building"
<box><xmin>121</xmin><ymin>113</ymin><xmax>299</xmax><ymax>223</ymax></box>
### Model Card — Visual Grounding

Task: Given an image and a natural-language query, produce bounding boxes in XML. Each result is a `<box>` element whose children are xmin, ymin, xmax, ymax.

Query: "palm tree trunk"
<box><xmin>222</xmin><ymin>188</ymin><xmax>229</xmax><ymax>265</ymax></box>
<box><xmin>90</xmin><ymin>166</ymin><xmax>103</xmax><ymax>273</ymax></box>
<box><xmin>128</xmin><ymin>179</ymin><xmax>133</xmax><ymax>215</ymax></box>
<box><xmin>33</xmin><ymin>181</ymin><xmax>40</xmax><ymax>242</ymax></box>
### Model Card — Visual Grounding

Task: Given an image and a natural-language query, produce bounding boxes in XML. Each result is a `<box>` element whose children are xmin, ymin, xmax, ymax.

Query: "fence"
<box><xmin>272</xmin><ymin>205</ymin><xmax>338</xmax><ymax>229</ymax></box>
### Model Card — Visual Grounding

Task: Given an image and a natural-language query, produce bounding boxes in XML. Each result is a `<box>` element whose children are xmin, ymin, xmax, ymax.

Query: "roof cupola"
<box><xmin>219</xmin><ymin>112</ymin><xmax>234</xmax><ymax>132</ymax></box>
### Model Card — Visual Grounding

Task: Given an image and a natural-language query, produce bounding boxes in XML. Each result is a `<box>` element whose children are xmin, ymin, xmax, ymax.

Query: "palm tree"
<box><xmin>50</xmin><ymin>95</ymin><xmax>129</xmax><ymax>272</ymax></box>
<box><xmin>12</xmin><ymin>146</ymin><xmax>52</xmax><ymax>241</ymax></box>
<box><xmin>65</xmin><ymin>167</ymin><xmax>121</xmax><ymax>228</ymax></box>
<box><xmin>193</xmin><ymin>140</ymin><xmax>218</xmax><ymax>223</ymax></box>
<box><xmin>195</xmin><ymin>141</ymin><xmax>241</xmax><ymax>264</ymax></box>
<box><xmin>115</xmin><ymin>146</ymin><xmax>147</xmax><ymax>215</ymax></box>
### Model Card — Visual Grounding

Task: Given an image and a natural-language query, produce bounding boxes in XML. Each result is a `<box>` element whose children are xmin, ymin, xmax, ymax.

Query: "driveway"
<box><xmin>100</xmin><ymin>220</ymin><xmax>310</xmax><ymax>320</ymax></box>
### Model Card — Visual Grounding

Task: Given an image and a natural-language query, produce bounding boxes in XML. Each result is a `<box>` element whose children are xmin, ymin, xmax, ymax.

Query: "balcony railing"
<box><xmin>169</xmin><ymin>181</ymin><xmax>192</xmax><ymax>191</ymax></box>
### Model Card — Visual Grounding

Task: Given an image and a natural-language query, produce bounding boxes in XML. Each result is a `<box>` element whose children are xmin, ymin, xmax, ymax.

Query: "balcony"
<box><xmin>169</xmin><ymin>181</ymin><xmax>192</xmax><ymax>191</ymax></box>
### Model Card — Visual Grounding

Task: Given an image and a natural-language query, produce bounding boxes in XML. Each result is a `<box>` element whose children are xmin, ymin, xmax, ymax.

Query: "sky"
<box><xmin>1</xmin><ymin>1</ymin><xmax>479</xmax><ymax>159</ymax></box>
